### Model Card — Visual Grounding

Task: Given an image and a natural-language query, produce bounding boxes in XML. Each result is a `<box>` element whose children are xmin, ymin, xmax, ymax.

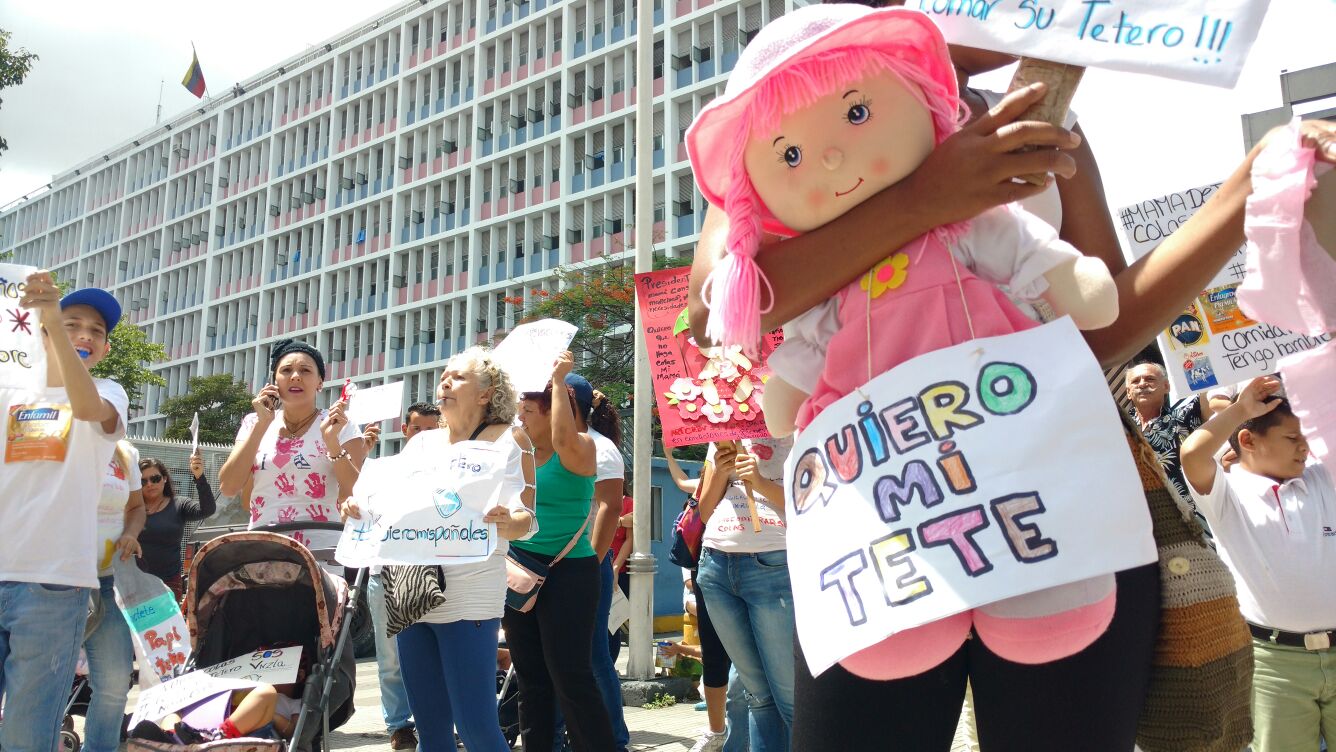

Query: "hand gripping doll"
<box><xmin>686</xmin><ymin>4</ymin><xmax>1121</xmax><ymax>680</ymax></box>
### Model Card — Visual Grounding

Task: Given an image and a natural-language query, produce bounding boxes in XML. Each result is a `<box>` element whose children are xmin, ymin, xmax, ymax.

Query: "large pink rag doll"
<box><xmin>687</xmin><ymin>4</ymin><xmax>1122</xmax><ymax>679</ymax></box>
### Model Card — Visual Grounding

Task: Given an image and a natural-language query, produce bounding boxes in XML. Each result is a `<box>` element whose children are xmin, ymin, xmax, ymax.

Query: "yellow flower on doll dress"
<box><xmin>860</xmin><ymin>252</ymin><xmax>910</xmax><ymax>299</ymax></box>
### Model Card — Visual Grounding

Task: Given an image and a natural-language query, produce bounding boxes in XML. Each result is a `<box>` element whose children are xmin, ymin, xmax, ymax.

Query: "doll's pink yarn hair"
<box><xmin>704</xmin><ymin>45</ymin><xmax>966</xmax><ymax>352</ymax></box>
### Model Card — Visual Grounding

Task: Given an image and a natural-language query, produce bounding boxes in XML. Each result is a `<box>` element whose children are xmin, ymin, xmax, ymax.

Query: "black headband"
<box><xmin>270</xmin><ymin>339</ymin><xmax>326</xmax><ymax>380</ymax></box>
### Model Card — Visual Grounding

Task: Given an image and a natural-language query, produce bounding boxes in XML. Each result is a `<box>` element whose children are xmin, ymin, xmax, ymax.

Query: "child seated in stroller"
<box><xmin>131</xmin><ymin>647</ymin><xmax>308</xmax><ymax>743</ymax></box>
<box><xmin>131</xmin><ymin>680</ymin><xmax>301</xmax><ymax>743</ymax></box>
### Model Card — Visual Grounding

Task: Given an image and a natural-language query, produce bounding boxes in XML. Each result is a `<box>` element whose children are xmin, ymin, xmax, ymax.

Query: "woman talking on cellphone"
<box><xmin>219</xmin><ymin>339</ymin><xmax>365</xmax><ymax>551</ymax></box>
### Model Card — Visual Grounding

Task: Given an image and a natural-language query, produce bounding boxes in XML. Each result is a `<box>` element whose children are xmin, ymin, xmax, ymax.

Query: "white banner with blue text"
<box><xmin>919</xmin><ymin>0</ymin><xmax>1268</xmax><ymax>88</ymax></box>
<box><xmin>335</xmin><ymin>443</ymin><xmax>505</xmax><ymax>568</ymax></box>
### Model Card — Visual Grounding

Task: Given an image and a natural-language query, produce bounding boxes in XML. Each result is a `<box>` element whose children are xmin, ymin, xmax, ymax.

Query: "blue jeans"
<box><xmin>367</xmin><ymin>572</ymin><xmax>414</xmax><ymax>732</ymax></box>
<box><xmin>697</xmin><ymin>548</ymin><xmax>796</xmax><ymax>752</ymax></box>
<box><xmin>0</xmin><ymin>581</ymin><xmax>91</xmax><ymax>752</ymax></box>
<box><xmin>83</xmin><ymin>576</ymin><xmax>134</xmax><ymax>752</ymax></box>
<box><xmin>724</xmin><ymin>666</ymin><xmax>749</xmax><ymax>752</ymax></box>
<box><xmin>397</xmin><ymin>618</ymin><xmax>508</xmax><ymax>752</ymax></box>
<box><xmin>553</xmin><ymin>554</ymin><xmax>630</xmax><ymax>751</ymax></box>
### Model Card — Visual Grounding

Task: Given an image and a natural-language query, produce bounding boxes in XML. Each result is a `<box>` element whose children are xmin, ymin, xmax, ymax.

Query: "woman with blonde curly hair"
<box><xmin>354</xmin><ymin>346</ymin><xmax>537</xmax><ymax>752</ymax></box>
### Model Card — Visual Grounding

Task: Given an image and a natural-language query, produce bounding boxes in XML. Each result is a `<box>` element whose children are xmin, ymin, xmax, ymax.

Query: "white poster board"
<box><xmin>491</xmin><ymin>319</ymin><xmax>578</xmax><ymax>393</ymax></box>
<box><xmin>129</xmin><ymin>646</ymin><xmax>303</xmax><ymax>728</ymax></box>
<box><xmin>335</xmin><ymin>441</ymin><xmax>510</xmax><ymax>568</ymax></box>
<box><xmin>0</xmin><ymin>264</ymin><xmax>47</xmax><ymax>392</ymax></box>
<box><xmin>919</xmin><ymin>0</ymin><xmax>1269</xmax><ymax>88</ymax></box>
<box><xmin>1119</xmin><ymin>182</ymin><xmax>1333</xmax><ymax>396</ymax></box>
<box><xmin>346</xmin><ymin>380</ymin><xmax>406</xmax><ymax>425</ymax></box>
<box><xmin>785</xmin><ymin>319</ymin><xmax>1155</xmax><ymax>675</ymax></box>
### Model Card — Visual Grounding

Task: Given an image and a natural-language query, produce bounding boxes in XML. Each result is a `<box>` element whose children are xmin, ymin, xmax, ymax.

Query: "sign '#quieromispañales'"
<box><xmin>785</xmin><ymin>319</ymin><xmax>1155</xmax><ymax>675</ymax></box>
<box><xmin>335</xmin><ymin>435</ymin><xmax>515</xmax><ymax>568</ymax></box>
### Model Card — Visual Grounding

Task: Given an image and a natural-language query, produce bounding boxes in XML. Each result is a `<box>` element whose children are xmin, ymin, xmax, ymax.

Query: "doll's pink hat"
<box><xmin>686</xmin><ymin>4</ymin><xmax>957</xmax><ymax>213</ymax></box>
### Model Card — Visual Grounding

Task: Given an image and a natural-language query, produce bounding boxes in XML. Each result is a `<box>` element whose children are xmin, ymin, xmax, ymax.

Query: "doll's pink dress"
<box><xmin>771</xmin><ymin>204</ymin><xmax>1117</xmax><ymax>679</ymax></box>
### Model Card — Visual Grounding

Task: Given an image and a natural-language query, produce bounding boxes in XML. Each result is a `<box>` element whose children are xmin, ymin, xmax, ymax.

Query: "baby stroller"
<box><xmin>129</xmin><ymin>523</ymin><xmax>361</xmax><ymax>752</ymax></box>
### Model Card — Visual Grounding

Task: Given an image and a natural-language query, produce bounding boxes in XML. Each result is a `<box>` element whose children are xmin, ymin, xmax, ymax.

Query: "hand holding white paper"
<box><xmin>491</xmin><ymin>319</ymin><xmax>578</xmax><ymax>393</ymax></box>
<box><xmin>346</xmin><ymin>380</ymin><xmax>407</xmax><ymax>425</ymax></box>
<box><xmin>0</xmin><ymin>263</ymin><xmax>48</xmax><ymax>393</ymax></box>
<box><xmin>189</xmin><ymin>411</ymin><xmax>201</xmax><ymax>454</ymax></box>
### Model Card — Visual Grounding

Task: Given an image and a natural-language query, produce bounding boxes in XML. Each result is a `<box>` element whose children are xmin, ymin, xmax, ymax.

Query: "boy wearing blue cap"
<box><xmin>0</xmin><ymin>271</ymin><xmax>129</xmax><ymax>752</ymax></box>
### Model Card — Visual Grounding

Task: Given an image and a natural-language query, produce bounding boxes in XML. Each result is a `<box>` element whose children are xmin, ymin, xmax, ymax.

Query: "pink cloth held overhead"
<box><xmin>1238</xmin><ymin>117</ymin><xmax>1336</xmax><ymax>335</ymax></box>
<box><xmin>1281</xmin><ymin>341</ymin><xmax>1336</xmax><ymax>465</ymax></box>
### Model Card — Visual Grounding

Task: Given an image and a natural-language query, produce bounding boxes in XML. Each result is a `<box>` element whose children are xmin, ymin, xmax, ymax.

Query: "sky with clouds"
<box><xmin>1</xmin><ymin>0</ymin><xmax>1334</xmax><ymax>221</ymax></box>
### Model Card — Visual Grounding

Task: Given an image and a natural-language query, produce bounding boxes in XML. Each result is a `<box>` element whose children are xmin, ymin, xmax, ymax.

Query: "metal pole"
<box><xmin>627</xmin><ymin>0</ymin><xmax>657</xmax><ymax>681</ymax></box>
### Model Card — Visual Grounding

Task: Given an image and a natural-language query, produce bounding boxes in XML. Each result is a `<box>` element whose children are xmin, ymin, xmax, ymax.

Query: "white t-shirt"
<box><xmin>589</xmin><ymin>428</ymin><xmax>625</xmax><ymax>483</ymax></box>
<box><xmin>274</xmin><ymin>692</ymin><xmax>302</xmax><ymax>721</ymax></box>
<box><xmin>0</xmin><ymin>379</ymin><xmax>129</xmax><ymax>588</ymax></box>
<box><xmin>237</xmin><ymin>409</ymin><xmax>361</xmax><ymax>551</ymax></box>
<box><xmin>701</xmin><ymin>437</ymin><xmax>790</xmax><ymax>553</ymax></box>
<box><xmin>1188</xmin><ymin>460</ymin><xmax>1336</xmax><ymax>633</ymax></box>
<box><xmin>97</xmin><ymin>442</ymin><xmax>142</xmax><ymax>577</ymax></box>
<box><xmin>410</xmin><ymin>427</ymin><xmax>535</xmax><ymax>624</ymax></box>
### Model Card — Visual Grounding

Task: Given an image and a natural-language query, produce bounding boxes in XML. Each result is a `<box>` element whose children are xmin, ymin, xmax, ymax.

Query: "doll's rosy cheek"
<box><xmin>806</xmin><ymin>189</ymin><xmax>828</xmax><ymax>210</ymax></box>
<box><xmin>870</xmin><ymin>157</ymin><xmax>891</xmax><ymax>176</ymax></box>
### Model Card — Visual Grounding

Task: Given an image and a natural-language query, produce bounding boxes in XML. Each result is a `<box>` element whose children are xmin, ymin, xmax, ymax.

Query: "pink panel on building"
<box><xmin>612</xmin><ymin>92</ymin><xmax>625</xmax><ymax>111</ymax></box>
<box><xmin>434</xmin><ymin>156</ymin><xmax>444</xmax><ymax>172</ymax></box>
<box><xmin>552</xmin><ymin>51</ymin><xmax>561</xmax><ymax>65</ymax></box>
<box><xmin>572</xmin><ymin>244</ymin><xmax>585</xmax><ymax>262</ymax></box>
<box><xmin>417</xmin><ymin>164</ymin><xmax>428</xmax><ymax>180</ymax></box>
<box><xmin>593</xmin><ymin>100</ymin><xmax>605</xmax><ymax>118</ymax></box>
<box><xmin>535</xmin><ymin>58</ymin><xmax>546</xmax><ymax>73</ymax></box>
<box><xmin>501</xmin><ymin>72</ymin><xmax>512</xmax><ymax>87</ymax></box>
<box><xmin>513</xmin><ymin>193</ymin><xmax>525</xmax><ymax>210</ymax></box>
<box><xmin>573</xmin><ymin>106</ymin><xmax>585</xmax><ymax>124</ymax></box>
<box><xmin>484</xmin><ymin>79</ymin><xmax>495</xmax><ymax>94</ymax></box>
<box><xmin>498</xmin><ymin>197</ymin><xmax>509</xmax><ymax>214</ymax></box>
<box><xmin>481</xmin><ymin>203</ymin><xmax>492</xmax><ymax>220</ymax></box>
<box><xmin>549</xmin><ymin>181</ymin><xmax>560</xmax><ymax>199</ymax></box>
<box><xmin>409</xmin><ymin>53</ymin><xmax>418</xmax><ymax>68</ymax></box>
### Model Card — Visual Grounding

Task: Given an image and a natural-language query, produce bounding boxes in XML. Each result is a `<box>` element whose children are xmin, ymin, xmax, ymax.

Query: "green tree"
<box><xmin>160</xmin><ymin>374</ymin><xmax>254</xmax><ymax>444</ymax></box>
<box><xmin>90</xmin><ymin>317</ymin><xmax>167</xmax><ymax>411</ymax></box>
<box><xmin>0</xmin><ymin>29</ymin><xmax>39</xmax><ymax>156</ymax></box>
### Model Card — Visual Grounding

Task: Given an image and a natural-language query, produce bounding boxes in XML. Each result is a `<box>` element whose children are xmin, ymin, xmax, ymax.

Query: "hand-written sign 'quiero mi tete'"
<box><xmin>784</xmin><ymin>319</ymin><xmax>1157</xmax><ymax>675</ymax></box>
<box><xmin>919</xmin><ymin>0</ymin><xmax>1269</xmax><ymax>87</ymax></box>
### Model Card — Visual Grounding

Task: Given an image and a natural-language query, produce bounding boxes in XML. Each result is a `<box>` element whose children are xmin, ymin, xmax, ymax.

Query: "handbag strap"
<box><xmin>549</xmin><ymin>507</ymin><xmax>595</xmax><ymax>568</ymax></box>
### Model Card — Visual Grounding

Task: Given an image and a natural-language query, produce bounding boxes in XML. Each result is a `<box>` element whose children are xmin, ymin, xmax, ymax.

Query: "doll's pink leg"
<box><xmin>837</xmin><ymin>610</ymin><xmax>972</xmax><ymax>680</ymax></box>
<box><xmin>973</xmin><ymin>591</ymin><xmax>1115</xmax><ymax>664</ymax></box>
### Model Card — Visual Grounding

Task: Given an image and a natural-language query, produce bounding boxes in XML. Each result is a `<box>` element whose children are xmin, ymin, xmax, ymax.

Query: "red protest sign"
<box><xmin>634</xmin><ymin>267</ymin><xmax>782</xmax><ymax>447</ymax></box>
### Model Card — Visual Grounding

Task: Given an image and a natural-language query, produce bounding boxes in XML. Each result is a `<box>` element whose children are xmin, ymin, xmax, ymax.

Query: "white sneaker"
<box><xmin>689</xmin><ymin>729</ymin><xmax>726</xmax><ymax>752</ymax></box>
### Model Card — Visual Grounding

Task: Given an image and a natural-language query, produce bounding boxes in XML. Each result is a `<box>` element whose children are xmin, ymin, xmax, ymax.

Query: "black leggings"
<box><xmin>792</xmin><ymin>564</ymin><xmax>1160</xmax><ymax>752</ymax></box>
<box><xmin>502</xmin><ymin>553</ymin><xmax>615</xmax><ymax>752</ymax></box>
<box><xmin>693</xmin><ymin>575</ymin><xmax>732</xmax><ymax>688</ymax></box>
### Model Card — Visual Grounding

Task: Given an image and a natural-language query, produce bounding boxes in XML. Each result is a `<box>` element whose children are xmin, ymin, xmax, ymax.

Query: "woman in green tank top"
<box><xmin>504</xmin><ymin>352</ymin><xmax>615</xmax><ymax>751</ymax></box>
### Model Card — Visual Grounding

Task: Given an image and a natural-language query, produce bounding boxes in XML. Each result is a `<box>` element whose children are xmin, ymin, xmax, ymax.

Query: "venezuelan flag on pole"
<box><xmin>181</xmin><ymin>45</ymin><xmax>206</xmax><ymax>99</ymax></box>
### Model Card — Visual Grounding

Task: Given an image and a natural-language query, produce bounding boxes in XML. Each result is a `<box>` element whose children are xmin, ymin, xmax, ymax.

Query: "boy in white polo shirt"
<box><xmin>0</xmin><ymin>273</ymin><xmax>128</xmax><ymax>752</ymax></box>
<box><xmin>1180</xmin><ymin>375</ymin><xmax>1336</xmax><ymax>752</ymax></box>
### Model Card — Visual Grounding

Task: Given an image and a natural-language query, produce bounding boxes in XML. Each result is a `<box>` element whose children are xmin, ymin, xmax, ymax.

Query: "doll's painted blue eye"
<box><xmin>847</xmin><ymin>103</ymin><xmax>870</xmax><ymax>124</ymax></box>
<box><xmin>783</xmin><ymin>146</ymin><xmax>802</xmax><ymax>167</ymax></box>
